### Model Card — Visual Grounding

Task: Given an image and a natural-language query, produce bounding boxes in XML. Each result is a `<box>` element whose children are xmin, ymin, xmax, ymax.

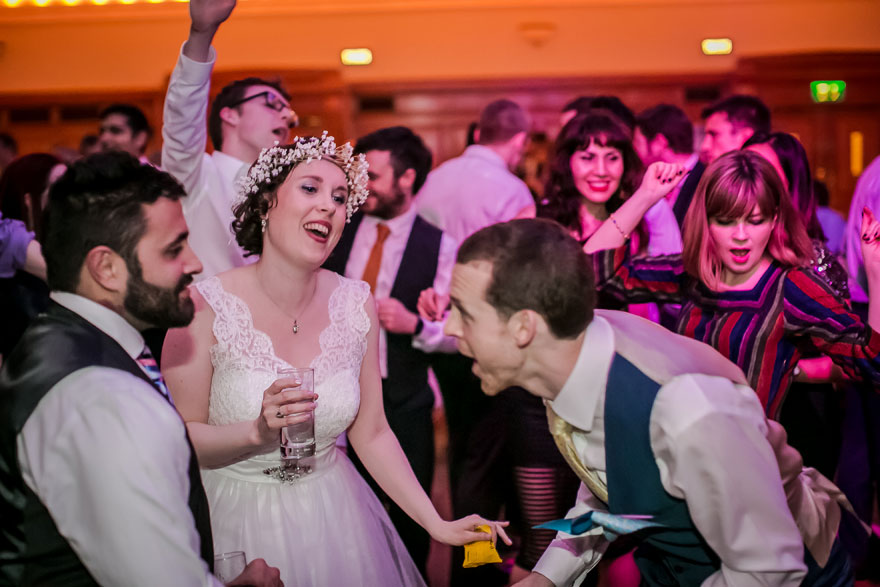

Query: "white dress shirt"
<box><xmin>162</xmin><ymin>45</ymin><xmax>253</xmax><ymax>280</ymax></box>
<box><xmin>534</xmin><ymin>311</ymin><xmax>809</xmax><ymax>587</ymax></box>
<box><xmin>416</xmin><ymin>144</ymin><xmax>535</xmax><ymax>243</ymax></box>
<box><xmin>345</xmin><ymin>207</ymin><xmax>459</xmax><ymax>377</ymax></box>
<box><xmin>17</xmin><ymin>292</ymin><xmax>222</xmax><ymax>587</ymax></box>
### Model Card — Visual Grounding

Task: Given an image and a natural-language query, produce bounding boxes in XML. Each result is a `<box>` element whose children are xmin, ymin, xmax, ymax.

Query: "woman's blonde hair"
<box><xmin>682</xmin><ymin>150</ymin><xmax>813</xmax><ymax>289</ymax></box>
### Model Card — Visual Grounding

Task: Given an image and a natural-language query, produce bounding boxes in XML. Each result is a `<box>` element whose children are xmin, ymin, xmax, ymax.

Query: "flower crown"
<box><xmin>236</xmin><ymin>132</ymin><xmax>369</xmax><ymax>221</ymax></box>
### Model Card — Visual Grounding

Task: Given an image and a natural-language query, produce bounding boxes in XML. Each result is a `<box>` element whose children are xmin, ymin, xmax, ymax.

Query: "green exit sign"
<box><xmin>811</xmin><ymin>81</ymin><xmax>846</xmax><ymax>103</ymax></box>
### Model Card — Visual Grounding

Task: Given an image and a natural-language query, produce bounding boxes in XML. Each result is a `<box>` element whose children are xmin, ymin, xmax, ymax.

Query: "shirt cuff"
<box><xmin>532</xmin><ymin>539</ymin><xmax>600</xmax><ymax>587</ymax></box>
<box><xmin>175</xmin><ymin>42</ymin><xmax>217</xmax><ymax>84</ymax></box>
<box><xmin>412</xmin><ymin>318</ymin><xmax>459</xmax><ymax>354</ymax></box>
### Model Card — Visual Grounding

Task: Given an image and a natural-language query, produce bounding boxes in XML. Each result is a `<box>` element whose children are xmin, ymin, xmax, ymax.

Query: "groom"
<box><xmin>442</xmin><ymin>218</ymin><xmax>850</xmax><ymax>586</ymax></box>
<box><xmin>0</xmin><ymin>152</ymin><xmax>279</xmax><ymax>586</ymax></box>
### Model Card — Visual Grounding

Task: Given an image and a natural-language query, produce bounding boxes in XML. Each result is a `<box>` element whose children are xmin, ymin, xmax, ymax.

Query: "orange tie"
<box><xmin>361</xmin><ymin>223</ymin><xmax>391</xmax><ymax>293</ymax></box>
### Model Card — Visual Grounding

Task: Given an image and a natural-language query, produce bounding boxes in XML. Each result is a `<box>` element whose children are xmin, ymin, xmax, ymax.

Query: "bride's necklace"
<box><xmin>257</xmin><ymin>273</ymin><xmax>318</xmax><ymax>335</ymax></box>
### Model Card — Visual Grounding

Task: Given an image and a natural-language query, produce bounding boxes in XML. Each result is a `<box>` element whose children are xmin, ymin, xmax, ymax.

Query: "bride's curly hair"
<box><xmin>232</xmin><ymin>146</ymin><xmax>302</xmax><ymax>257</ymax></box>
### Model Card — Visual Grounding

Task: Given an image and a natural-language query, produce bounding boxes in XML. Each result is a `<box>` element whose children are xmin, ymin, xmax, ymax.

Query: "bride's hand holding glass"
<box><xmin>253</xmin><ymin>375</ymin><xmax>318</xmax><ymax>448</ymax></box>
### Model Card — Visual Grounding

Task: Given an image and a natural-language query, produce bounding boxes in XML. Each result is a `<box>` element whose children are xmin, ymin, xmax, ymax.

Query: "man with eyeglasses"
<box><xmin>161</xmin><ymin>0</ymin><xmax>297</xmax><ymax>280</ymax></box>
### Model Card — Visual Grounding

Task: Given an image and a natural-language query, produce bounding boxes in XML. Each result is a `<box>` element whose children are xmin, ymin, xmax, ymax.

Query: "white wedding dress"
<box><xmin>196</xmin><ymin>274</ymin><xmax>426</xmax><ymax>587</ymax></box>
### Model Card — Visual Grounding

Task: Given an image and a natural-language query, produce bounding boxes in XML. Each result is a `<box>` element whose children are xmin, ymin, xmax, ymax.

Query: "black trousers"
<box><xmin>350</xmin><ymin>401</ymin><xmax>435</xmax><ymax>576</ymax></box>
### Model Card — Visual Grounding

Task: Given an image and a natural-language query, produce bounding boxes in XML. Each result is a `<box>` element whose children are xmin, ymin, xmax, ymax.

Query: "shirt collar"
<box><xmin>213</xmin><ymin>150</ymin><xmax>251</xmax><ymax>184</ymax></box>
<box><xmin>362</xmin><ymin>205</ymin><xmax>417</xmax><ymax>235</ymax></box>
<box><xmin>549</xmin><ymin>315</ymin><xmax>615</xmax><ymax>431</ymax></box>
<box><xmin>463</xmin><ymin>144</ymin><xmax>509</xmax><ymax>170</ymax></box>
<box><xmin>50</xmin><ymin>292</ymin><xmax>145</xmax><ymax>359</ymax></box>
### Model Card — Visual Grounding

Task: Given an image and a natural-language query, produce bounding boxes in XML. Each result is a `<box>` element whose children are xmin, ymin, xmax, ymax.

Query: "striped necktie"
<box><xmin>136</xmin><ymin>346</ymin><xmax>173</xmax><ymax>404</ymax></box>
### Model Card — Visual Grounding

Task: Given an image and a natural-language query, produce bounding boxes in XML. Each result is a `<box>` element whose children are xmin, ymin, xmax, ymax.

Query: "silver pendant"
<box><xmin>292</xmin><ymin>320</ymin><xmax>299</xmax><ymax>334</ymax></box>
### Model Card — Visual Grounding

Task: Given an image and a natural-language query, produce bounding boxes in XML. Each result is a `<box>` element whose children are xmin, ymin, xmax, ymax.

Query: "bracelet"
<box><xmin>609</xmin><ymin>213</ymin><xmax>631</xmax><ymax>240</ymax></box>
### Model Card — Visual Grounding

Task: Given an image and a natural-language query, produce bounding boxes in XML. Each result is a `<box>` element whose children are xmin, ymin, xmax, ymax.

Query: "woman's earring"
<box><xmin>261</xmin><ymin>217</ymin><xmax>267</xmax><ymax>233</ymax></box>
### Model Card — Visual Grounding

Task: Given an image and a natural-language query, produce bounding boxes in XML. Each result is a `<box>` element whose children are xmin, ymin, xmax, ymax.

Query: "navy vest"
<box><xmin>324</xmin><ymin>212</ymin><xmax>442</xmax><ymax>413</ymax></box>
<box><xmin>604</xmin><ymin>354</ymin><xmax>720</xmax><ymax>585</ymax></box>
<box><xmin>0</xmin><ymin>302</ymin><xmax>213</xmax><ymax>586</ymax></box>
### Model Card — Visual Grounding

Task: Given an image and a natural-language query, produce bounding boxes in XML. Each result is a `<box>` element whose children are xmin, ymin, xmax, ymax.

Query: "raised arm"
<box><xmin>348</xmin><ymin>295</ymin><xmax>510</xmax><ymax>546</ymax></box>
<box><xmin>162</xmin><ymin>288</ymin><xmax>314</xmax><ymax>468</ymax></box>
<box><xmin>161</xmin><ymin>0</ymin><xmax>235</xmax><ymax>194</ymax></box>
<box><xmin>861</xmin><ymin>207</ymin><xmax>880</xmax><ymax>330</ymax></box>
<box><xmin>583</xmin><ymin>162</ymin><xmax>685</xmax><ymax>254</ymax></box>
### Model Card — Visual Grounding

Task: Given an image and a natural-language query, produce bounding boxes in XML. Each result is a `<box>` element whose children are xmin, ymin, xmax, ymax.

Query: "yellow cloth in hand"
<box><xmin>462</xmin><ymin>525</ymin><xmax>502</xmax><ymax>568</ymax></box>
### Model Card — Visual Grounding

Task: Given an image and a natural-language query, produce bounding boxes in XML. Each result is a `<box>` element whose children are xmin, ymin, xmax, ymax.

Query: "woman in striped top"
<box><xmin>584</xmin><ymin>150</ymin><xmax>880</xmax><ymax>419</ymax></box>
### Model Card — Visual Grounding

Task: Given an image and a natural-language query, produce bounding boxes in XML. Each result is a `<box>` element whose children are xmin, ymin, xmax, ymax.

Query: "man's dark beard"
<box><xmin>123</xmin><ymin>260</ymin><xmax>195</xmax><ymax>329</ymax></box>
<box><xmin>365</xmin><ymin>183</ymin><xmax>407</xmax><ymax>220</ymax></box>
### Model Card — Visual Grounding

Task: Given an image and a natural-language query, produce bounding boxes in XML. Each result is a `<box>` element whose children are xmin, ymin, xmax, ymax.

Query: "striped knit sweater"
<box><xmin>595</xmin><ymin>249</ymin><xmax>880</xmax><ymax>418</ymax></box>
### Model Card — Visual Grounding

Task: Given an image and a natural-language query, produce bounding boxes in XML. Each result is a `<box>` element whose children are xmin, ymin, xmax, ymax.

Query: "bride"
<box><xmin>162</xmin><ymin>135</ymin><xmax>508</xmax><ymax>586</ymax></box>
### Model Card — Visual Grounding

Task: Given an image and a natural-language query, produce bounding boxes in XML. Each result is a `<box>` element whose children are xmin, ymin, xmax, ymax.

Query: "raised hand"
<box><xmin>184</xmin><ymin>0</ymin><xmax>236</xmax><ymax>62</ymax></box>
<box><xmin>255</xmin><ymin>375</ymin><xmax>317</xmax><ymax>447</ymax></box>
<box><xmin>861</xmin><ymin>206</ymin><xmax>880</xmax><ymax>280</ymax></box>
<box><xmin>190</xmin><ymin>0</ymin><xmax>236</xmax><ymax>33</ymax></box>
<box><xmin>634</xmin><ymin>161</ymin><xmax>686</xmax><ymax>205</ymax></box>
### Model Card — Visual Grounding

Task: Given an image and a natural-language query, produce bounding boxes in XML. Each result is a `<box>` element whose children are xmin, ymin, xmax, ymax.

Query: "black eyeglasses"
<box><xmin>230</xmin><ymin>91</ymin><xmax>299</xmax><ymax>128</ymax></box>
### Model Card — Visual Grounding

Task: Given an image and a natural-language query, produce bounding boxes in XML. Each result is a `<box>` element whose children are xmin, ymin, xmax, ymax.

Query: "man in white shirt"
<box><xmin>416</xmin><ymin>98</ymin><xmax>535</xmax><ymax>244</ymax></box>
<box><xmin>162</xmin><ymin>0</ymin><xmax>295</xmax><ymax>279</ymax></box>
<box><xmin>323</xmin><ymin>126</ymin><xmax>457</xmax><ymax>574</ymax></box>
<box><xmin>0</xmin><ymin>152</ymin><xmax>280</xmax><ymax>586</ymax></box>
<box><xmin>443</xmin><ymin>218</ymin><xmax>851</xmax><ymax>587</ymax></box>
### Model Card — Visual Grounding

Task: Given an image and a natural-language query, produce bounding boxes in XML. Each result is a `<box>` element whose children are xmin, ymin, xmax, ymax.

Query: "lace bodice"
<box><xmin>196</xmin><ymin>274</ymin><xmax>370</xmax><ymax>470</ymax></box>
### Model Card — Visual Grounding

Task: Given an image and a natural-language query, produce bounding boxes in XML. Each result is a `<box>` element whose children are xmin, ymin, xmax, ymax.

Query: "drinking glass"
<box><xmin>277</xmin><ymin>366</ymin><xmax>315</xmax><ymax>478</ymax></box>
<box><xmin>214</xmin><ymin>551</ymin><xmax>246</xmax><ymax>582</ymax></box>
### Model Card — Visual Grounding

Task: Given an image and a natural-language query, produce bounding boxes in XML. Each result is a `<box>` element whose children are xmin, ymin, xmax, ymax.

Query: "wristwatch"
<box><xmin>413</xmin><ymin>316</ymin><xmax>424</xmax><ymax>336</ymax></box>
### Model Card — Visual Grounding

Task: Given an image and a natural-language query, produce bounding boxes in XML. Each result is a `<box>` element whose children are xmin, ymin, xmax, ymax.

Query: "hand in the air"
<box><xmin>861</xmin><ymin>206</ymin><xmax>880</xmax><ymax>281</ymax></box>
<box><xmin>635</xmin><ymin>162</ymin><xmax>686</xmax><ymax>205</ymax></box>
<box><xmin>189</xmin><ymin>0</ymin><xmax>236</xmax><ymax>34</ymax></box>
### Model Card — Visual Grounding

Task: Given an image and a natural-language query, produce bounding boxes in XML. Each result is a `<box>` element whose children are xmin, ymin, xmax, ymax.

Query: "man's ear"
<box><xmin>83</xmin><ymin>246</ymin><xmax>128</xmax><ymax>293</ymax></box>
<box><xmin>133</xmin><ymin>130</ymin><xmax>149</xmax><ymax>154</ymax></box>
<box><xmin>219</xmin><ymin>106</ymin><xmax>240</xmax><ymax>127</ymax></box>
<box><xmin>398</xmin><ymin>168</ymin><xmax>417</xmax><ymax>192</ymax></box>
<box><xmin>510</xmin><ymin>131</ymin><xmax>528</xmax><ymax>152</ymax></box>
<box><xmin>509</xmin><ymin>309</ymin><xmax>538</xmax><ymax>348</ymax></box>
<box><xmin>652</xmin><ymin>133</ymin><xmax>670</xmax><ymax>155</ymax></box>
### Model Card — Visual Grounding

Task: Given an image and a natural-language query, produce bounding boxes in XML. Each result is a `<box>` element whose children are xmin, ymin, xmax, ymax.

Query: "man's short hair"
<box><xmin>636</xmin><ymin>104</ymin><xmax>694</xmax><ymax>154</ymax></box>
<box><xmin>700</xmin><ymin>95</ymin><xmax>771</xmax><ymax>135</ymax></box>
<box><xmin>0</xmin><ymin>132</ymin><xmax>18</xmax><ymax>154</ymax></box>
<box><xmin>563</xmin><ymin>95</ymin><xmax>636</xmax><ymax>133</ymax></box>
<box><xmin>355</xmin><ymin>126</ymin><xmax>433</xmax><ymax>194</ymax></box>
<box><xmin>43</xmin><ymin>152</ymin><xmax>186</xmax><ymax>292</ymax></box>
<box><xmin>477</xmin><ymin>99</ymin><xmax>530</xmax><ymax>145</ymax></box>
<box><xmin>209</xmin><ymin>77</ymin><xmax>291</xmax><ymax>150</ymax></box>
<box><xmin>100</xmin><ymin>104</ymin><xmax>153</xmax><ymax>140</ymax></box>
<box><xmin>457</xmin><ymin>218</ymin><xmax>595</xmax><ymax>339</ymax></box>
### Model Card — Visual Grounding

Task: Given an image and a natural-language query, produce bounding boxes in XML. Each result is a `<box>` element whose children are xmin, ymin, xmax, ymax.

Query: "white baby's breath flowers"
<box><xmin>236</xmin><ymin>132</ymin><xmax>369</xmax><ymax>222</ymax></box>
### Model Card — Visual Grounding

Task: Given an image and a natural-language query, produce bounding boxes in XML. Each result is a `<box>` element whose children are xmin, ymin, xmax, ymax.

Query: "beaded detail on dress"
<box><xmin>811</xmin><ymin>239</ymin><xmax>850</xmax><ymax>301</ymax></box>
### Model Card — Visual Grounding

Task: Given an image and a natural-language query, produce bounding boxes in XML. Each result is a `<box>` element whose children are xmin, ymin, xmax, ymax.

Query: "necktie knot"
<box><xmin>136</xmin><ymin>346</ymin><xmax>173</xmax><ymax>404</ymax></box>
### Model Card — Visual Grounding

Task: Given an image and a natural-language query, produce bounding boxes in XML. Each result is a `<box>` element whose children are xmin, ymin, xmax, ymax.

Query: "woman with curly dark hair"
<box><xmin>162</xmin><ymin>135</ymin><xmax>508</xmax><ymax>587</ymax></box>
<box><xmin>538</xmin><ymin>112</ymin><xmax>682</xmax><ymax>256</ymax></box>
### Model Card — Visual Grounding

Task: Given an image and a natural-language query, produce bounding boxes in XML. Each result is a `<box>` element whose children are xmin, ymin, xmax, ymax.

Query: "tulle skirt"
<box><xmin>202</xmin><ymin>447</ymin><xmax>426</xmax><ymax>587</ymax></box>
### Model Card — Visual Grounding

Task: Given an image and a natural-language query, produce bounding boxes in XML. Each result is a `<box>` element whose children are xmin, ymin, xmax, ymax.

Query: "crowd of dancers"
<box><xmin>2</xmin><ymin>0</ymin><xmax>880</xmax><ymax>585</ymax></box>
